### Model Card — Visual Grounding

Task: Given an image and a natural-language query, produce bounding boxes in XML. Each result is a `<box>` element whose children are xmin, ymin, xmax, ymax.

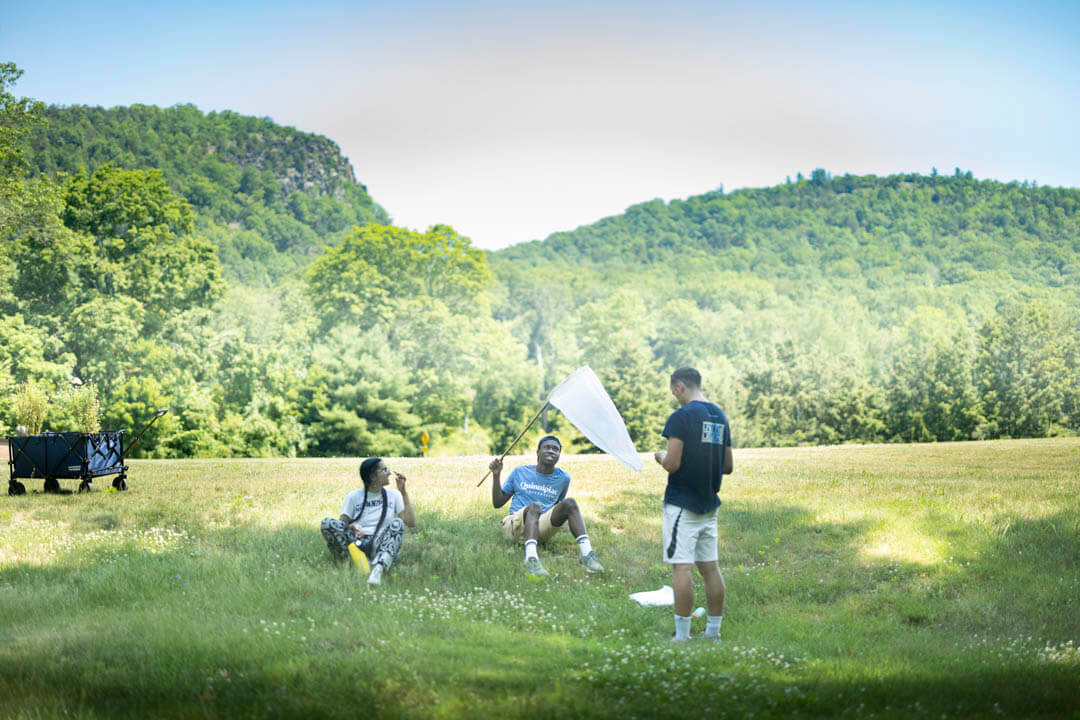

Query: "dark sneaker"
<box><xmin>579</xmin><ymin>550</ymin><xmax>604</xmax><ymax>573</ymax></box>
<box><xmin>523</xmin><ymin>557</ymin><xmax>549</xmax><ymax>580</ymax></box>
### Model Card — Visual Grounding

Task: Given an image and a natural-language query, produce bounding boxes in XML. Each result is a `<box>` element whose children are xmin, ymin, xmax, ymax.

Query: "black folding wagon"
<box><xmin>7</xmin><ymin>409</ymin><xmax>168</xmax><ymax>496</ymax></box>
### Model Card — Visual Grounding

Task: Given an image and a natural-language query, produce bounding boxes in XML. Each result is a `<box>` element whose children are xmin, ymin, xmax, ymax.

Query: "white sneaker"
<box><xmin>367</xmin><ymin>563</ymin><xmax>383</xmax><ymax>586</ymax></box>
<box><xmin>523</xmin><ymin>557</ymin><xmax>549</xmax><ymax>580</ymax></box>
<box><xmin>579</xmin><ymin>550</ymin><xmax>604</xmax><ymax>573</ymax></box>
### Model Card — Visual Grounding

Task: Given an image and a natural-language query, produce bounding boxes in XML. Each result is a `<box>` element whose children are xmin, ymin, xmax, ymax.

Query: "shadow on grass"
<box><xmin>1</xmin><ymin>499</ymin><xmax>1078</xmax><ymax>719</ymax></box>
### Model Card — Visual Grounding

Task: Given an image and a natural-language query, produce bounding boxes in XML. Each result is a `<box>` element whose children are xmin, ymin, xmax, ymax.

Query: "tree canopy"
<box><xmin>3</xmin><ymin>66</ymin><xmax>1079</xmax><ymax>456</ymax></box>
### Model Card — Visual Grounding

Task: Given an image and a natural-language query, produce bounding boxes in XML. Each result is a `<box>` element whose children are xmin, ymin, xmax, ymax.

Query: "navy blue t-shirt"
<box><xmin>661</xmin><ymin>401</ymin><xmax>731</xmax><ymax>514</ymax></box>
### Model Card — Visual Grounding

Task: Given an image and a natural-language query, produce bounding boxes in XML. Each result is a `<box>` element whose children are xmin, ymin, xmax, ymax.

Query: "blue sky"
<box><xmin>4</xmin><ymin>0</ymin><xmax>1078</xmax><ymax>250</ymax></box>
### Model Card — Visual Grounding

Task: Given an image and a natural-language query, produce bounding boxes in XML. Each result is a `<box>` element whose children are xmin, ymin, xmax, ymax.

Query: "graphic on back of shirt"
<box><xmin>701</xmin><ymin>420</ymin><xmax>726</xmax><ymax>445</ymax></box>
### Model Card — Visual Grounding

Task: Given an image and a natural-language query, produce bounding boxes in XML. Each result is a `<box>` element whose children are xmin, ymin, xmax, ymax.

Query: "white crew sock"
<box><xmin>575</xmin><ymin>534</ymin><xmax>593</xmax><ymax>556</ymax></box>
<box><xmin>674</xmin><ymin>614</ymin><xmax>692</xmax><ymax>641</ymax></box>
<box><xmin>705</xmin><ymin>615</ymin><xmax>723</xmax><ymax>637</ymax></box>
<box><xmin>524</xmin><ymin>539</ymin><xmax>539</xmax><ymax>561</ymax></box>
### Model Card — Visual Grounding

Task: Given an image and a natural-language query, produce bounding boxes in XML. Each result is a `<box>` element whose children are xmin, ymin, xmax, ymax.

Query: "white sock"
<box><xmin>524</xmin><ymin>539</ymin><xmax>539</xmax><ymax>561</ymax></box>
<box><xmin>575</xmin><ymin>534</ymin><xmax>593</xmax><ymax>556</ymax></box>
<box><xmin>674</xmin><ymin>614</ymin><xmax>692</xmax><ymax>641</ymax></box>
<box><xmin>705</xmin><ymin>615</ymin><xmax>723</xmax><ymax>637</ymax></box>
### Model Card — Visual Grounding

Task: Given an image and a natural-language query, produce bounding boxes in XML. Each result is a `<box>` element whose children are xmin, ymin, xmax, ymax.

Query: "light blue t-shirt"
<box><xmin>502</xmin><ymin>465</ymin><xmax>570</xmax><ymax>515</ymax></box>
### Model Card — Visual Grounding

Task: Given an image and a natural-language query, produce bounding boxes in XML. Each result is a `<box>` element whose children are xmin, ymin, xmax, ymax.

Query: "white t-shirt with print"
<box><xmin>340</xmin><ymin>487</ymin><xmax>405</xmax><ymax>535</ymax></box>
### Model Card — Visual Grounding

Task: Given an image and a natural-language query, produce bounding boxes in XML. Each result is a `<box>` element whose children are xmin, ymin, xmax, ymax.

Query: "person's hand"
<box><xmin>654</xmin><ymin>450</ymin><xmax>667</xmax><ymax>465</ymax></box>
<box><xmin>394</xmin><ymin>471</ymin><xmax>407</xmax><ymax>492</ymax></box>
<box><xmin>489</xmin><ymin>457</ymin><xmax>503</xmax><ymax>474</ymax></box>
<box><xmin>350</xmin><ymin>522</ymin><xmax>366</xmax><ymax>538</ymax></box>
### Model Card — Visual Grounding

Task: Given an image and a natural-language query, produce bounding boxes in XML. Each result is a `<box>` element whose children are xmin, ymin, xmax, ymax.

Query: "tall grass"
<box><xmin>1</xmin><ymin>439</ymin><xmax>1078</xmax><ymax>719</ymax></box>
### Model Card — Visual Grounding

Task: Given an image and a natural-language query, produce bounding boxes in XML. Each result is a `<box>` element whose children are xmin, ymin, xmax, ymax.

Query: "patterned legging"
<box><xmin>320</xmin><ymin>517</ymin><xmax>405</xmax><ymax>570</ymax></box>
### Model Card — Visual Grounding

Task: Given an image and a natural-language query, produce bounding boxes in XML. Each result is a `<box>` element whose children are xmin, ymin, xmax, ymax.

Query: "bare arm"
<box><xmin>489</xmin><ymin>458</ymin><xmax>512</xmax><ymax>509</ymax></box>
<box><xmin>724</xmin><ymin>444</ymin><xmax>734</xmax><ymax>475</ymax></box>
<box><xmin>395</xmin><ymin>473</ymin><xmax>417</xmax><ymax>528</ymax></box>
<box><xmin>340</xmin><ymin>513</ymin><xmax>365</xmax><ymax>538</ymax></box>
<box><xmin>654</xmin><ymin>436</ymin><xmax>684</xmax><ymax>474</ymax></box>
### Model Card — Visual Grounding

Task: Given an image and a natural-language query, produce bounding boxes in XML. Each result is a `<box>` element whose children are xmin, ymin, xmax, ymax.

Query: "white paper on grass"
<box><xmin>629</xmin><ymin>585</ymin><xmax>675</xmax><ymax>607</ymax></box>
<box><xmin>546</xmin><ymin>365</ymin><xmax>643</xmax><ymax>471</ymax></box>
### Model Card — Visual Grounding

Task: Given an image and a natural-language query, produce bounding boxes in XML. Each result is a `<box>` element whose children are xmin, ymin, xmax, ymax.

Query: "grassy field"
<box><xmin>1</xmin><ymin>438</ymin><xmax>1078</xmax><ymax>719</ymax></box>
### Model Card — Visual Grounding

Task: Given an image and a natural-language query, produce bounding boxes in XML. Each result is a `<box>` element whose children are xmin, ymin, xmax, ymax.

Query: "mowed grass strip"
<box><xmin>1</xmin><ymin>439</ymin><xmax>1078</xmax><ymax>719</ymax></box>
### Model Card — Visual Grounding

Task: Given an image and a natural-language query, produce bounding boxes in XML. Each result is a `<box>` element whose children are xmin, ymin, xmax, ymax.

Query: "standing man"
<box><xmin>654</xmin><ymin>367</ymin><xmax>733</xmax><ymax>642</ymax></box>
<box><xmin>489</xmin><ymin>435</ymin><xmax>605</xmax><ymax>579</ymax></box>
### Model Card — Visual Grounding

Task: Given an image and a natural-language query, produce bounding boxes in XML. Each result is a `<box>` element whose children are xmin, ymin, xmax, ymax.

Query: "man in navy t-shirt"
<box><xmin>489</xmin><ymin>435</ymin><xmax>605</xmax><ymax>579</ymax></box>
<box><xmin>654</xmin><ymin>367</ymin><xmax>733</xmax><ymax>642</ymax></box>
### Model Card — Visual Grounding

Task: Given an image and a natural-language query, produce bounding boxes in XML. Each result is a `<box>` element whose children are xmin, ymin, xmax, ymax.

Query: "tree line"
<box><xmin>2</xmin><ymin>63</ymin><xmax>1078</xmax><ymax>457</ymax></box>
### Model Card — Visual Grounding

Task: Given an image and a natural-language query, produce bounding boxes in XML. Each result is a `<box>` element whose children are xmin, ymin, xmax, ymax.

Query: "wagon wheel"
<box><xmin>78</xmin><ymin>479</ymin><xmax>93</xmax><ymax>493</ymax></box>
<box><xmin>44</xmin><ymin>477</ymin><xmax>61</xmax><ymax>494</ymax></box>
<box><xmin>8</xmin><ymin>481</ymin><xmax>26</xmax><ymax>496</ymax></box>
<box><xmin>113</xmin><ymin>475</ymin><xmax>128</xmax><ymax>491</ymax></box>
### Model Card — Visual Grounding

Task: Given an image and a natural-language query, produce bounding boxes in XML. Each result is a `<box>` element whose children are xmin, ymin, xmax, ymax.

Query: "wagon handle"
<box><xmin>122</xmin><ymin>408</ymin><xmax>170</xmax><ymax>458</ymax></box>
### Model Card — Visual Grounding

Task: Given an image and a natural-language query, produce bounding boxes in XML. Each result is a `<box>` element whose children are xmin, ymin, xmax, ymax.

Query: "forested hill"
<box><xmin>487</xmin><ymin>170</ymin><xmax>1080</xmax><ymax>449</ymax></box>
<box><xmin>495</xmin><ymin>170</ymin><xmax>1080</xmax><ymax>295</ymax></box>
<box><xmin>23</xmin><ymin>103</ymin><xmax>389</xmax><ymax>284</ymax></box>
<box><xmin>3</xmin><ymin>60</ymin><xmax>1078</xmax><ymax>457</ymax></box>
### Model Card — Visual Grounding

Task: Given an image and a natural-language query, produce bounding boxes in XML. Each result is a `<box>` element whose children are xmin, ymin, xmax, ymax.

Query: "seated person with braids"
<box><xmin>320</xmin><ymin>457</ymin><xmax>416</xmax><ymax>586</ymax></box>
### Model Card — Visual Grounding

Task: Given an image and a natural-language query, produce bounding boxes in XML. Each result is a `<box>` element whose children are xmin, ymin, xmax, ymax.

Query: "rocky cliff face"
<box><xmin>204</xmin><ymin>126</ymin><xmax>360</xmax><ymax>202</ymax></box>
<box><xmin>262</xmin><ymin>134</ymin><xmax>356</xmax><ymax>201</ymax></box>
<box><xmin>32</xmin><ymin>104</ymin><xmax>377</xmax><ymax>206</ymax></box>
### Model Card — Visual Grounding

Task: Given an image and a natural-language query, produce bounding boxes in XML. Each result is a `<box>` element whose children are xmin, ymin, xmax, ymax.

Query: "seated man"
<box><xmin>489</xmin><ymin>435</ymin><xmax>604</xmax><ymax>579</ymax></box>
<box><xmin>321</xmin><ymin>457</ymin><xmax>416</xmax><ymax>586</ymax></box>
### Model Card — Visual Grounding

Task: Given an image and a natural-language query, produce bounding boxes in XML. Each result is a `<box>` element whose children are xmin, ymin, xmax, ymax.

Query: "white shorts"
<box><xmin>661</xmin><ymin>503</ymin><xmax>718</xmax><ymax>564</ymax></box>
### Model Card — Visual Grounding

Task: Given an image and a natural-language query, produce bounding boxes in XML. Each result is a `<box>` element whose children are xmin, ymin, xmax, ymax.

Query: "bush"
<box><xmin>428</xmin><ymin>423</ymin><xmax>493</xmax><ymax>457</ymax></box>
<box><xmin>13</xmin><ymin>381</ymin><xmax>48</xmax><ymax>434</ymax></box>
<box><xmin>64</xmin><ymin>383</ymin><xmax>101</xmax><ymax>432</ymax></box>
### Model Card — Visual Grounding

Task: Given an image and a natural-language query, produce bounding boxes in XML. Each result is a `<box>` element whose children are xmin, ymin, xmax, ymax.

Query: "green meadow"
<box><xmin>1</xmin><ymin>438</ymin><xmax>1078</xmax><ymax>719</ymax></box>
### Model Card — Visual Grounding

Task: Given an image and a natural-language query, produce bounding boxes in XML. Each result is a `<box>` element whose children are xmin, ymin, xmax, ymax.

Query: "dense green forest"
<box><xmin>25</xmin><ymin>99</ymin><xmax>389</xmax><ymax>286</ymax></box>
<box><xmin>2</xmin><ymin>62</ymin><xmax>1078</xmax><ymax>458</ymax></box>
